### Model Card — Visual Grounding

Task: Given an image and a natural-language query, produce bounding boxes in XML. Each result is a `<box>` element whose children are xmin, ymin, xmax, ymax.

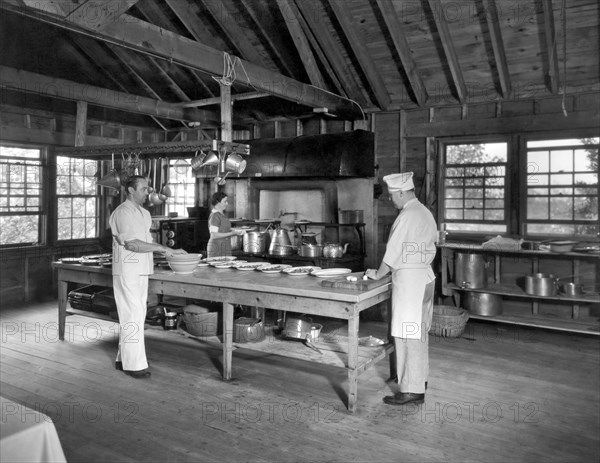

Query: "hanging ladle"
<box><xmin>215</xmin><ymin>172</ymin><xmax>231</xmax><ymax>186</ymax></box>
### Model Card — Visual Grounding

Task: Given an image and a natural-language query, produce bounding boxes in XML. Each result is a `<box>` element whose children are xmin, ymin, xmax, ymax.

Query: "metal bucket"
<box><xmin>463</xmin><ymin>292</ymin><xmax>502</xmax><ymax>316</ymax></box>
<box><xmin>243</xmin><ymin>231</ymin><xmax>267</xmax><ymax>253</ymax></box>
<box><xmin>455</xmin><ymin>253</ymin><xmax>487</xmax><ymax>289</ymax></box>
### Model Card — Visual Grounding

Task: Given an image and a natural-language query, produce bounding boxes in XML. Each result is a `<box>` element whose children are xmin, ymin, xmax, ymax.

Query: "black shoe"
<box><xmin>115</xmin><ymin>361</ymin><xmax>123</xmax><ymax>371</ymax></box>
<box><xmin>383</xmin><ymin>392</ymin><xmax>425</xmax><ymax>406</ymax></box>
<box><xmin>123</xmin><ymin>369</ymin><xmax>151</xmax><ymax>379</ymax></box>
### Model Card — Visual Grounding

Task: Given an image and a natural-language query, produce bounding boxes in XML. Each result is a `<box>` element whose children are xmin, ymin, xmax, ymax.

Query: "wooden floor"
<box><xmin>1</xmin><ymin>300</ymin><xmax>599</xmax><ymax>463</ymax></box>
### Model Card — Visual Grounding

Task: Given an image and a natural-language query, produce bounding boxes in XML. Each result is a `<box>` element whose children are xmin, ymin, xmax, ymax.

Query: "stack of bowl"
<box><xmin>166</xmin><ymin>253</ymin><xmax>202</xmax><ymax>274</ymax></box>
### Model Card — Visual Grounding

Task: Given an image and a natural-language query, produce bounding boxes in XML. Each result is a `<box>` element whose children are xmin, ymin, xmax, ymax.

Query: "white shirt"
<box><xmin>109</xmin><ymin>199</ymin><xmax>154</xmax><ymax>276</ymax></box>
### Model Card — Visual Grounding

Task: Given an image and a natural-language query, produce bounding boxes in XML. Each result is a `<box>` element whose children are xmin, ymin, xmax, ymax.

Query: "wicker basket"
<box><xmin>182</xmin><ymin>310</ymin><xmax>219</xmax><ymax>337</ymax></box>
<box><xmin>430</xmin><ymin>305</ymin><xmax>469</xmax><ymax>338</ymax></box>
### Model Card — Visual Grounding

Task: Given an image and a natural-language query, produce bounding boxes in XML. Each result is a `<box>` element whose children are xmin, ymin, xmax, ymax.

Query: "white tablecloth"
<box><xmin>1</xmin><ymin>397</ymin><xmax>67</xmax><ymax>463</ymax></box>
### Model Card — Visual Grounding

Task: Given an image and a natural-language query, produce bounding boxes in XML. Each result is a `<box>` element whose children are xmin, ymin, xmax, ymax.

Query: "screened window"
<box><xmin>0</xmin><ymin>145</ymin><xmax>43</xmax><ymax>246</ymax></box>
<box><xmin>525</xmin><ymin>138</ymin><xmax>599</xmax><ymax>237</ymax></box>
<box><xmin>165</xmin><ymin>158</ymin><xmax>196</xmax><ymax>217</ymax></box>
<box><xmin>442</xmin><ymin>142</ymin><xmax>508</xmax><ymax>234</ymax></box>
<box><xmin>56</xmin><ymin>156</ymin><xmax>99</xmax><ymax>240</ymax></box>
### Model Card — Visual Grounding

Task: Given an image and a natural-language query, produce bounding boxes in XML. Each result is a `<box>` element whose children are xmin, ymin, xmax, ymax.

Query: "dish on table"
<box><xmin>310</xmin><ymin>268</ymin><xmax>352</xmax><ymax>278</ymax></box>
<box><xmin>283</xmin><ymin>266</ymin><xmax>321</xmax><ymax>276</ymax></box>
<box><xmin>82</xmin><ymin>253</ymin><xmax>112</xmax><ymax>260</ymax></box>
<box><xmin>211</xmin><ymin>260</ymin><xmax>245</xmax><ymax>268</ymax></box>
<box><xmin>235</xmin><ymin>262</ymin><xmax>268</xmax><ymax>271</ymax></box>
<box><xmin>196</xmin><ymin>262</ymin><xmax>210</xmax><ymax>267</ymax></box>
<box><xmin>59</xmin><ymin>257</ymin><xmax>83</xmax><ymax>264</ymax></box>
<box><xmin>202</xmin><ymin>256</ymin><xmax>237</xmax><ymax>263</ymax></box>
<box><xmin>80</xmin><ymin>259</ymin><xmax>109</xmax><ymax>266</ymax></box>
<box><xmin>257</xmin><ymin>264</ymin><xmax>292</xmax><ymax>273</ymax></box>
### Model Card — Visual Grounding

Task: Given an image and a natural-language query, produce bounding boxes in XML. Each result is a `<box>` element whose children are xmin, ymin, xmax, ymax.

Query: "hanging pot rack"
<box><xmin>55</xmin><ymin>139</ymin><xmax>250</xmax><ymax>160</ymax></box>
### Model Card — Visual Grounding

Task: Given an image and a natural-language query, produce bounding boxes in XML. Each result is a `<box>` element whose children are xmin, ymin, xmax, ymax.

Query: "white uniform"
<box><xmin>383</xmin><ymin>198</ymin><xmax>437</xmax><ymax>393</ymax></box>
<box><xmin>109</xmin><ymin>199</ymin><xmax>154</xmax><ymax>371</ymax></box>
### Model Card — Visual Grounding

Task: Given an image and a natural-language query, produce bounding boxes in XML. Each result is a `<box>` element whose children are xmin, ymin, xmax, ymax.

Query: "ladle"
<box><xmin>149</xmin><ymin>159</ymin><xmax>163</xmax><ymax>206</ymax></box>
<box><xmin>215</xmin><ymin>172</ymin><xmax>231</xmax><ymax>185</ymax></box>
<box><xmin>157</xmin><ymin>158</ymin><xmax>168</xmax><ymax>201</ymax></box>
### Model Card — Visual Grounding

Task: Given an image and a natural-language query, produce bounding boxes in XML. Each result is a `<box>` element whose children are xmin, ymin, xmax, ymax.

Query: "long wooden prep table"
<box><xmin>52</xmin><ymin>262</ymin><xmax>392</xmax><ymax>413</ymax></box>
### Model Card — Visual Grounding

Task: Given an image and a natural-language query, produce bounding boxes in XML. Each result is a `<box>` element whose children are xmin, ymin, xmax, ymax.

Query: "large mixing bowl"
<box><xmin>166</xmin><ymin>253</ymin><xmax>202</xmax><ymax>274</ymax></box>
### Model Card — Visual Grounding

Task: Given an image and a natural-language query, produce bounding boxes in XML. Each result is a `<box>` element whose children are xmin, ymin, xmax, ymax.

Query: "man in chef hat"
<box><xmin>365</xmin><ymin>172</ymin><xmax>438</xmax><ymax>405</ymax></box>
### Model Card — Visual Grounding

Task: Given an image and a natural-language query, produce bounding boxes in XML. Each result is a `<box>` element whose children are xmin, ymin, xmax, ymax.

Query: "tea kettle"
<box><xmin>323</xmin><ymin>243</ymin><xmax>349</xmax><ymax>258</ymax></box>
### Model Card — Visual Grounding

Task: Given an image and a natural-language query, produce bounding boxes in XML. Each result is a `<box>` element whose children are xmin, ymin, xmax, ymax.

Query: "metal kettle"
<box><xmin>268</xmin><ymin>228</ymin><xmax>294</xmax><ymax>256</ymax></box>
<box><xmin>323</xmin><ymin>242</ymin><xmax>349</xmax><ymax>258</ymax></box>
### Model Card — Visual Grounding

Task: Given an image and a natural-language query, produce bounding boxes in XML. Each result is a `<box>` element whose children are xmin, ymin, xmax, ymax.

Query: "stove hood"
<box><xmin>234</xmin><ymin>130</ymin><xmax>374</xmax><ymax>178</ymax></box>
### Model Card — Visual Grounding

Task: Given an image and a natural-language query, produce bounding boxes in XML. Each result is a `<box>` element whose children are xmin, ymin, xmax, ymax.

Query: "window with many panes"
<box><xmin>165</xmin><ymin>158</ymin><xmax>196</xmax><ymax>217</ymax></box>
<box><xmin>441</xmin><ymin>142</ymin><xmax>508</xmax><ymax>234</ymax></box>
<box><xmin>56</xmin><ymin>156</ymin><xmax>99</xmax><ymax>240</ymax></box>
<box><xmin>0</xmin><ymin>144</ymin><xmax>44</xmax><ymax>246</ymax></box>
<box><xmin>525</xmin><ymin>138</ymin><xmax>598</xmax><ymax>237</ymax></box>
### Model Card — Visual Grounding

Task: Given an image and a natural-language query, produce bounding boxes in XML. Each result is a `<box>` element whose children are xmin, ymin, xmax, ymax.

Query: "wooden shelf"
<box><xmin>447</xmin><ymin>283</ymin><xmax>600</xmax><ymax>304</ymax></box>
<box><xmin>468</xmin><ymin>312</ymin><xmax>600</xmax><ymax>336</ymax></box>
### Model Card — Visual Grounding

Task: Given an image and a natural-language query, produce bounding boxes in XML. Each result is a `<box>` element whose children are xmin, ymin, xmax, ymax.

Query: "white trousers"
<box><xmin>113</xmin><ymin>274</ymin><xmax>149</xmax><ymax>371</ymax></box>
<box><xmin>394</xmin><ymin>280</ymin><xmax>435</xmax><ymax>394</ymax></box>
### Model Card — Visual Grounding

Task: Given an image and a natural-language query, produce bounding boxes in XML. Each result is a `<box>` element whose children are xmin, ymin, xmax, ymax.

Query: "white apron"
<box><xmin>391</xmin><ymin>267</ymin><xmax>435</xmax><ymax>339</ymax></box>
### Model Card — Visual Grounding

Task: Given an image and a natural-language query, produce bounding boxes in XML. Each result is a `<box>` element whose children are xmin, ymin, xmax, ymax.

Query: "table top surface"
<box><xmin>53</xmin><ymin>262</ymin><xmax>391</xmax><ymax>303</ymax></box>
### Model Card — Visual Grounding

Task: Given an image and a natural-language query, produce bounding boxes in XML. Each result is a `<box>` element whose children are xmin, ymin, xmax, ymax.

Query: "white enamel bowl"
<box><xmin>166</xmin><ymin>253</ymin><xmax>202</xmax><ymax>273</ymax></box>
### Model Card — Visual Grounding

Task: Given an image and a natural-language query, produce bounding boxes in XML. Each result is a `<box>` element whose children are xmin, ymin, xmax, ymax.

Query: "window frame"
<box><xmin>437</xmin><ymin>135</ymin><xmax>513</xmax><ymax>239</ymax></box>
<box><xmin>518</xmin><ymin>133</ymin><xmax>599</xmax><ymax>240</ymax></box>
<box><xmin>55</xmin><ymin>155</ymin><xmax>101</xmax><ymax>243</ymax></box>
<box><xmin>0</xmin><ymin>142</ymin><xmax>47</xmax><ymax>248</ymax></box>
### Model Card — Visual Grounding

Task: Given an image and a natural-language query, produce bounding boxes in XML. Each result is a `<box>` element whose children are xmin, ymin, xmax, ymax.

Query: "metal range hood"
<box><xmin>234</xmin><ymin>130</ymin><xmax>374</xmax><ymax>178</ymax></box>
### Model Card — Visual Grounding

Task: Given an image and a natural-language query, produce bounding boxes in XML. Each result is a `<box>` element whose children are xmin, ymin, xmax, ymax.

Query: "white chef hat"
<box><xmin>383</xmin><ymin>172</ymin><xmax>414</xmax><ymax>192</ymax></box>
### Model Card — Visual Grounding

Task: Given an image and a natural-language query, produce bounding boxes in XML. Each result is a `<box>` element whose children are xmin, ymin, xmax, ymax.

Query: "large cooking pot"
<box><xmin>243</xmin><ymin>231</ymin><xmax>267</xmax><ymax>253</ymax></box>
<box><xmin>233</xmin><ymin>318</ymin><xmax>265</xmax><ymax>343</ymax></box>
<box><xmin>524</xmin><ymin>273</ymin><xmax>559</xmax><ymax>296</ymax></box>
<box><xmin>230</xmin><ymin>233</ymin><xmax>244</xmax><ymax>251</ymax></box>
<box><xmin>299</xmin><ymin>244</ymin><xmax>323</xmax><ymax>257</ymax></box>
<box><xmin>284</xmin><ymin>316</ymin><xmax>322</xmax><ymax>341</ymax></box>
<box><xmin>463</xmin><ymin>292</ymin><xmax>502</xmax><ymax>316</ymax></box>
<box><xmin>339</xmin><ymin>209</ymin><xmax>364</xmax><ymax>224</ymax></box>
<box><xmin>455</xmin><ymin>253</ymin><xmax>487</xmax><ymax>289</ymax></box>
<box><xmin>269</xmin><ymin>228</ymin><xmax>294</xmax><ymax>256</ymax></box>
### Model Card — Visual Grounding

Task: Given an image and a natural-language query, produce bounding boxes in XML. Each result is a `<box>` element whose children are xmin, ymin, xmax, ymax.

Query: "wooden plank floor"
<box><xmin>1</xmin><ymin>301</ymin><xmax>599</xmax><ymax>463</ymax></box>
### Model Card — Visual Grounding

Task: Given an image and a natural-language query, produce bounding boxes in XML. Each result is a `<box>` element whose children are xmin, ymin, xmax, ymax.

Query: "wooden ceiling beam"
<box><xmin>426</xmin><ymin>0</ymin><xmax>468</xmax><ymax>103</ymax></box>
<box><xmin>275</xmin><ymin>0</ymin><xmax>327</xmax><ymax>89</ymax></box>
<box><xmin>0</xmin><ymin>66</ymin><xmax>218</xmax><ymax>123</ymax></box>
<box><xmin>293</xmin><ymin>0</ymin><xmax>369</xmax><ymax>108</ymax></box>
<box><xmin>327</xmin><ymin>0</ymin><xmax>391</xmax><ymax>110</ymax></box>
<box><xmin>181</xmin><ymin>92</ymin><xmax>271</xmax><ymax>108</ymax></box>
<box><xmin>237</xmin><ymin>0</ymin><xmax>296</xmax><ymax>77</ymax></box>
<box><xmin>163</xmin><ymin>0</ymin><xmax>216</xmax><ymax>45</ymax></box>
<box><xmin>481</xmin><ymin>0</ymin><xmax>512</xmax><ymax>98</ymax></box>
<box><xmin>148</xmin><ymin>59</ymin><xmax>193</xmax><ymax>102</ymax></box>
<box><xmin>3</xmin><ymin>1</ymin><xmax>361</xmax><ymax>118</ymax></box>
<box><xmin>71</xmin><ymin>37</ymin><xmax>169</xmax><ymax>130</ymax></box>
<box><xmin>64</xmin><ymin>0</ymin><xmax>139</xmax><ymax>31</ymax></box>
<box><xmin>540</xmin><ymin>0</ymin><xmax>560</xmax><ymax>93</ymax></box>
<box><xmin>198</xmin><ymin>0</ymin><xmax>268</xmax><ymax>67</ymax></box>
<box><xmin>374</xmin><ymin>0</ymin><xmax>428</xmax><ymax>106</ymax></box>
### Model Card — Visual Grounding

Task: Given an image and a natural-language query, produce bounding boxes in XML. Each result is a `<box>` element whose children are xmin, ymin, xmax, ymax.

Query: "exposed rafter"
<box><xmin>3</xmin><ymin>1</ymin><xmax>362</xmax><ymax>119</ymax></box>
<box><xmin>162</xmin><ymin>0</ymin><xmax>216</xmax><ymax>45</ymax></box>
<box><xmin>481</xmin><ymin>0</ymin><xmax>512</xmax><ymax>98</ymax></box>
<box><xmin>237</xmin><ymin>0</ymin><xmax>297</xmax><ymax>78</ymax></box>
<box><xmin>275</xmin><ymin>0</ymin><xmax>327</xmax><ymax>89</ymax></box>
<box><xmin>64</xmin><ymin>0</ymin><xmax>139</xmax><ymax>31</ymax></box>
<box><xmin>540</xmin><ymin>0</ymin><xmax>560</xmax><ymax>93</ymax></box>
<box><xmin>374</xmin><ymin>0</ymin><xmax>428</xmax><ymax>106</ymax></box>
<box><xmin>0</xmin><ymin>66</ymin><xmax>218</xmax><ymax>124</ymax></box>
<box><xmin>199</xmin><ymin>0</ymin><xmax>268</xmax><ymax>68</ymax></box>
<box><xmin>327</xmin><ymin>0</ymin><xmax>391</xmax><ymax>109</ymax></box>
<box><xmin>426</xmin><ymin>0</ymin><xmax>467</xmax><ymax>103</ymax></box>
<box><xmin>181</xmin><ymin>92</ymin><xmax>271</xmax><ymax>108</ymax></box>
<box><xmin>294</xmin><ymin>0</ymin><xmax>369</xmax><ymax>108</ymax></box>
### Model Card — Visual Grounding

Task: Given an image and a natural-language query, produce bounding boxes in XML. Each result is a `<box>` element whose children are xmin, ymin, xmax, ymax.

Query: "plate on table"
<box><xmin>82</xmin><ymin>253</ymin><xmax>112</xmax><ymax>260</ymax></box>
<box><xmin>196</xmin><ymin>262</ymin><xmax>210</xmax><ymax>267</ymax></box>
<box><xmin>80</xmin><ymin>259</ymin><xmax>108</xmax><ymax>266</ymax></box>
<box><xmin>235</xmin><ymin>262</ymin><xmax>267</xmax><ymax>271</ymax></box>
<box><xmin>59</xmin><ymin>257</ymin><xmax>83</xmax><ymax>264</ymax></box>
<box><xmin>257</xmin><ymin>264</ymin><xmax>292</xmax><ymax>274</ymax></box>
<box><xmin>202</xmin><ymin>256</ymin><xmax>237</xmax><ymax>263</ymax></box>
<box><xmin>283</xmin><ymin>266</ymin><xmax>321</xmax><ymax>276</ymax></box>
<box><xmin>254</xmin><ymin>218</ymin><xmax>279</xmax><ymax>223</ymax></box>
<box><xmin>311</xmin><ymin>268</ymin><xmax>352</xmax><ymax>278</ymax></box>
<box><xmin>211</xmin><ymin>260</ymin><xmax>244</xmax><ymax>268</ymax></box>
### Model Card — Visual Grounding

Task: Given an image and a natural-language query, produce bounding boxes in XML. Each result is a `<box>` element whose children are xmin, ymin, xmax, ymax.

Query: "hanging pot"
<box><xmin>225</xmin><ymin>153</ymin><xmax>247</xmax><ymax>174</ymax></box>
<box><xmin>97</xmin><ymin>169</ymin><xmax>121</xmax><ymax>190</ymax></box>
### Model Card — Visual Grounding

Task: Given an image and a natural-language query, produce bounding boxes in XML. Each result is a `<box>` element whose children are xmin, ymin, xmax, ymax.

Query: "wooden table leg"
<box><xmin>58</xmin><ymin>278</ymin><xmax>68</xmax><ymax>341</ymax></box>
<box><xmin>223</xmin><ymin>302</ymin><xmax>234</xmax><ymax>380</ymax></box>
<box><xmin>347</xmin><ymin>314</ymin><xmax>359</xmax><ymax>413</ymax></box>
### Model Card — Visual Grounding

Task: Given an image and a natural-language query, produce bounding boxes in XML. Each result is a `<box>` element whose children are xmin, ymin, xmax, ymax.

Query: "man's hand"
<box><xmin>163</xmin><ymin>248</ymin><xmax>188</xmax><ymax>257</ymax></box>
<box><xmin>365</xmin><ymin>269</ymin><xmax>380</xmax><ymax>280</ymax></box>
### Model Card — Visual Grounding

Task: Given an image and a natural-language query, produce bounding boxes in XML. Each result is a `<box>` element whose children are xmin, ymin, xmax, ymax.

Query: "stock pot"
<box><xmin>524</xmin><ymin>273</ymin><xmax>558</xmax><ymax>296</ymax></box>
